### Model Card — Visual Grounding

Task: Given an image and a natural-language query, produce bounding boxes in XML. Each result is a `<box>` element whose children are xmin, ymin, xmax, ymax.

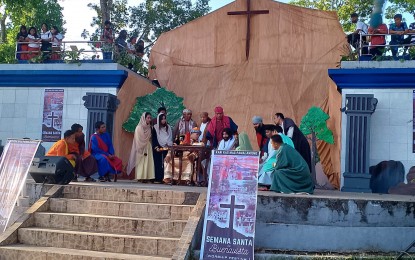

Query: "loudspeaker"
<box><xmin>29</xmin><ymin>156</ymin><xmax>75</xmax><ymax>185</ymax></box>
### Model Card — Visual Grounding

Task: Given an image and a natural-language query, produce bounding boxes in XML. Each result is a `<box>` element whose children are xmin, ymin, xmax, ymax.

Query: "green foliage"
<box><xmin>300</xmin><ymin>106</ymin><xmax>334</xmax><ymax>144</ymax></box>
<box><xmin>123</xmin><ymin>87</ymin><xmax>185</xmax><ymax>133</ymax></box>
<box><xmin>0</xmin><ymin>0</ymin><xmax>64</xmax><ymax>63</ymax></box>
<box><xmin>84</xmin><ymin>0</ymin><xmax>210</xmax><ymax>73</ymax></box>
<box><xmin>288</xmin><ymin>0</ymin><xmax>415</xmax><ymax>31</ymax></box>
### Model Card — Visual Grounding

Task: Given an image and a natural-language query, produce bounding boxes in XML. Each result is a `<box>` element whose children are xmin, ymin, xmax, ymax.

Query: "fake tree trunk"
<box><xmin>311</xmin><ymin>132</ymin><xmax>318</xmax><ymax>186</ymax></box>
<box><xmin>299</xmin><ymin>106</ymin><xmax>334</xmax><ymax>187</ymax></box>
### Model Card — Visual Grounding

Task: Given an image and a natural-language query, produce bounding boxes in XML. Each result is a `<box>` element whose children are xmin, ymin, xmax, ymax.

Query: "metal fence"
<box><xmin>356</xmin><ymin>32</ymin><xmax>415</xmax><ymax>57</ymax></box>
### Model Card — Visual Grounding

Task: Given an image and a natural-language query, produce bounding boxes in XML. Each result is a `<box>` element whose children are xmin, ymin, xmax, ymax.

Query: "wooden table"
<box><xmin>168</xmin><ymin>145</ymin><xmax>212</xmax><ymax>185</ymax></box>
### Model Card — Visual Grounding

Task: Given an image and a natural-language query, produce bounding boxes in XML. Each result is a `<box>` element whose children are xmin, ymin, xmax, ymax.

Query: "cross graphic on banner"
<box><xmin>227</xmin><ymin>0</ymin><xmax>269</xmax><ymax>59</ymax></box>
<box><xmin>220</xmin><ymin>195</ymin><xmax>245</xmax><ymax>231</ymax></box>
<box><xmin>47</xmin><ymin>112</ymin><xmax>58</xmax><ymax>128</ymax></box>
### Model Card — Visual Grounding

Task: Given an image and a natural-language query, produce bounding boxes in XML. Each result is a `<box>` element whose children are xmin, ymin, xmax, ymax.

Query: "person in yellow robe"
<box><xmin>46</xmin><ymin>130</ymin><xmax>77</xmax><ymax>171</ymax></box>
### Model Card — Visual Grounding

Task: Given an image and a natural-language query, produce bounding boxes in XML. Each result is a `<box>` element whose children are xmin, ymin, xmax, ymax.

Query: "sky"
<box><xmin>61</xmin><ymin>0</ymin><xmax>235</xmax><ymax>41</ymax></box>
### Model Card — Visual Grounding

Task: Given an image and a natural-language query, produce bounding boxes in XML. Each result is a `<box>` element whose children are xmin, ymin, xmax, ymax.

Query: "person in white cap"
<box><xmin>173</xmin><ymin>108</ymin><xmax>197</xmax><ymax>142</ymax></box>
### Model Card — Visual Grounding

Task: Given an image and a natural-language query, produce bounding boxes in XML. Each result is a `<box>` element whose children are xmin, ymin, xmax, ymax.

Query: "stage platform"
<box><xmin>3</xmin><ymin>179</ymin><xmax>414</xmax><ymax>259</ymax></box>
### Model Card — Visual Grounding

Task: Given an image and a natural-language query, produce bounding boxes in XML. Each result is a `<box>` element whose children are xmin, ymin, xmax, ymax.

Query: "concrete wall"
<box><xmin>0</xmin><ymin>63</ymin><xmax>124</xmax><ymax>151</ymax></box>
<box><xmin>341</xmin><ymin>88</ymin><xmax>414</xmax><ymax>186</ymax></box>
<box><xmin>0</xmin><ymin>86</ymin><xmax>117</xmax><ymax>151</ymax></box>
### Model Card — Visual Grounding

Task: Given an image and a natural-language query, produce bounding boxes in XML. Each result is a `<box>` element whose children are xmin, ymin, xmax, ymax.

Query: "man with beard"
<box><xmin>274</xmin><ymin>113</ymin><xmax>311</xmax><ymax>171</ymax></box>
<box><xmin>205</xmin><ymin>106</ymin><xmax>238</xmax><ymax>148</ymax></box>
<box><xmin>252</xmin><ymin>116</ymin><xmax>268</xmax><ymax>155</ymax></box>
<box><xmin>217</xmin><ymin>128</ymin><xmax>237</xmax><ymax>150</ymax></box>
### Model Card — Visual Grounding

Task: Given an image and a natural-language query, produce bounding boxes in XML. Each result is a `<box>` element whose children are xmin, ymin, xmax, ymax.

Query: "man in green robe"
<box><xmin>270</xmin><ymin>134</ymin><xmax>314</xmax><ymax>194</ymax></box>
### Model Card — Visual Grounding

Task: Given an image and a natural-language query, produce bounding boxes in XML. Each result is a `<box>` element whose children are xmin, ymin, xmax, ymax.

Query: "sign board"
<box><xmin>0</xmin><ymin>139</ymin><xmax>40</xmax><ymax>232</ymax></box>
<box><xmin>201</xmin><ymin>150</ymin><xmax>260</xmax><ymax>260</ymax></box>
<box><xmin>42</xmin><ymin>89</ymin><xmax>64</xmax><ymax>142</ymax></box>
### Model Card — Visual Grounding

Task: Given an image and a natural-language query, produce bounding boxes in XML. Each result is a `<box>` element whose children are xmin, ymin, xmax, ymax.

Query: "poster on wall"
<box><xmin>42</xmin><ymin>89</ymin><xmax>64</xmax><ymax>142</ymax></box>
<box><xmin>200</xmin><ymin>150</ymin><xmax>260</xmax><ymax>260</ymax></box>
<box><xmin>413</xmin><ymin>90</ymin><xmax>415</xmax><ymax>153</ymax></box>
<box><xmin>0</xmin><ymin>139</ymin><xmax>40</xmax><ymax>232</ymax></box>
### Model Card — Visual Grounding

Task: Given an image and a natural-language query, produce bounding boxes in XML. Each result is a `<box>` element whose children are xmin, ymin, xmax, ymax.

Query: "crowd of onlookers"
<box><xmin>347</xmin><ymin>13</ymin><xmax>415</xmax><ymax>58</ymax></box>
<box><xmin>16</xmin><ymin>24</ymin><xmax>64</xmax><ymax>60</ymax></box>
<box><xmin>16</xmin><ymin>20</ymin><xmax>144</xmax><ymax>63</ymax></box>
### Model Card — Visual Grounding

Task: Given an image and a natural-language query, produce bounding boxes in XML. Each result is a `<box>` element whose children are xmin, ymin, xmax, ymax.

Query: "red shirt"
<box><xmin>368</xmin><ymin>24</ymin><xmax>388</xmax><ymax>49</ymax></box>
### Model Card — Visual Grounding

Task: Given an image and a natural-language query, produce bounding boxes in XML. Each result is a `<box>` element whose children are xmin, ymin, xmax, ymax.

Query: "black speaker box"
<box><xmin>29</xmin><ymin>156</ymin><xmax>75</xmax><ymax>185</ymax></box>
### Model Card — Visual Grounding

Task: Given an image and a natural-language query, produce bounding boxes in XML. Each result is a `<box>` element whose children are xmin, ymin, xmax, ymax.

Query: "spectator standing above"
<box><xmin>115</xmin><ymin>29</ymin><xmax>128</xmax><ymax>55</ymax></box>
<box><xmin>40</xmin><ymin>23</ymin><xmax>52</xmax><ymax>59</ymax></box>
<box><xmin>27</xmin><ymin>27</ymin><xmax>41</xmax><ymax>59</ymax></box>
<box><xmin>347</xmin><ymin>13</ymin><xmax>369</xmax><ymax>54</ymax></box>
<box><xmin>127</xmin><ymin>36</ymin><xmax>137</xmax><ymax>69</ymax></box>
<box><xmin>368</xmin><ymin>20</ymin><xmax>388</xmax><ymax>58</ymax></box>
<box><xmin>408</xmin><ymin>13</ymin><xmax>415</xmax><ymax>47</ymax></box>
<box><xmin>101</xmin><ymin>20</ymin><xmax>114</xmax><ymax>60</ymax></box>
<box><xmin>50</xmin><ymin>26</ymin><xmax>64</xmax><ymax>60</ymax></box>
<box><xmin>16</xmin><ymin>25</ymin><xmax>28</xmax><ymax>60</ymax></box>
<box><xmin>136</xmin><ymin>39</ymin><xmax>145</xmax><ymax>57</ymax></box>
<box><xmin>389</xmin><ymin>14</ymin><xmax>410</xmax><ymax>57</ymax></box>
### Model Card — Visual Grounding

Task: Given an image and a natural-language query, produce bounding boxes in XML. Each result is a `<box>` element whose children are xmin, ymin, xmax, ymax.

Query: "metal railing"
<box><xmin>356</xmin><ymin>32</ymin><xmax>415</xmax><ymax>57</ymax></box>
<box><xmin>14</xmin><ymin>40</ymin><xmax>144</xmax><ymax>62</ymax></box>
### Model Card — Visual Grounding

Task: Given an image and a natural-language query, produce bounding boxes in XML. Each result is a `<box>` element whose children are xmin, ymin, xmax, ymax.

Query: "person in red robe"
<box><xmin>205</xmin><ymin>106</ymin><xmax>238</xmax><ymax>148</ymax></box>
<box><xmin>69</xmin><ymin>123</ymin><xmax>98</xmax><ymax>182</ymax></box>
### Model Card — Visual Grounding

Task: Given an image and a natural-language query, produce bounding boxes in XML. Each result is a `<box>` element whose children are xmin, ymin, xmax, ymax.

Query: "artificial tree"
<box><xmin>299</xmin><ymin>106</ymin><xmax>334</xmax><ymax>185</ymax></box>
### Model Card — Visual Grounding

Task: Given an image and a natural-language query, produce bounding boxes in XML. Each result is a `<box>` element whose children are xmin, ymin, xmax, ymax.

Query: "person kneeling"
<box><xmin>269</xmin><ymin>134</ymin><xmax>314</xmax><ymax>194</ymax></box>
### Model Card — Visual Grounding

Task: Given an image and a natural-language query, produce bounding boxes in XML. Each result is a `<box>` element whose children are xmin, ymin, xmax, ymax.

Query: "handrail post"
<box><xmin>359</xmin><ymin>33</ymin><xmax>362</xmax><ymax>56</ymax></box>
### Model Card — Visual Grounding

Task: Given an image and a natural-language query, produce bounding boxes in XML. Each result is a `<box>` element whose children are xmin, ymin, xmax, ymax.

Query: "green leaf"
<box><xmin>122</xmin><ymin>87</ymin><xmax>186</xmax><ymax>132</ymax></box>
<box><xmin>299</xmin><ymin>106</ymin><xmax>334</xmax><ymax>144</ymax></box>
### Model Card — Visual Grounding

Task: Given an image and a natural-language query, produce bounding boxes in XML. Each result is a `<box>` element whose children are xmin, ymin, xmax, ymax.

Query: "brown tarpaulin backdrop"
<box><xmin>114</xmin><ymin>0</ymin><xmax>346</xmax><ymax>188</ymax></box>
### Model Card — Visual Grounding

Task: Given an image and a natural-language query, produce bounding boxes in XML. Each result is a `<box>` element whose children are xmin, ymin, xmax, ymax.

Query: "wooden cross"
<box><xmin>228</xmin><ymin>0</ymin><xmax>269</xmax><ymax>59</ymax></box>
<box><xmin>220</xmin><ymin>195</ymin><xmax>245</xmax><ymax>231</ymax></box>
<box><xmin>47</xmin><ymin>112</ymin><xmax>58</xmax><ymax>128</ymax></box>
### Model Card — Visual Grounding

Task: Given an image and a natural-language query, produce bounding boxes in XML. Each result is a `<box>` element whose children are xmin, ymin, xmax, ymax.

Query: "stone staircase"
<box><xmin>0</xmin><ymin>184</ymin><xmax>204</xmax><ymax>259</ymax></box>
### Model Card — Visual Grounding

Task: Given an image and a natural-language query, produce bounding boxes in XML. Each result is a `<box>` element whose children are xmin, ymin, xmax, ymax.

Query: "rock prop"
<box><xmin>388</xmin><ymin>166</ymin><xmax>415</xmax><ymax>195</ymax></box>
<box><xmin>369</xmin><ymin>160</ymin><xmax>405</xmax><ymax>194</ymax></box>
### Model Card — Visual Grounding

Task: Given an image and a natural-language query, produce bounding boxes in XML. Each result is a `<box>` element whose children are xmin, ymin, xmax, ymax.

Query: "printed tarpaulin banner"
<box><xmin>0</xmin><ymin>139</ymin><xmax>40</xmax><ymax>232</ymax></box>
<box><xmin>201</xmin><ymin>150</ymin><xmax>260</xmax><ymax>260</ymax></box>
<box><xmin>42</xmin><ymin>89</ymin><xmax>64</xmax><ymax>142</ymax></box>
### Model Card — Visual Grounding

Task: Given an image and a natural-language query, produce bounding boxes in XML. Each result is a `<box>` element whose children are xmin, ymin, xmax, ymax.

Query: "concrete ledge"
<box><xmin>173</xmin><ymin>193</ymin><xmax>206</xmax><ymax>260</ymax></box>
<box><xmin>255</xmin><ymin>223</ymin><xmax>415</xmax><ymax>252</ymax></box>
<box><xmin>341</xmin><ymin>60</ymin><xmax>415</xmax><ymax>69</ymax></box>
<box><xmin>0</xmin><ymin>185</ymin><xmax>63</xmax><ymax>246</ymax></box>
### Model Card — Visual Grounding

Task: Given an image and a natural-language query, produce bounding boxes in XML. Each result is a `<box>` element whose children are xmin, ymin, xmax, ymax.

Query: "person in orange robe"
<box><xmin>46</xmin><ymin>130</ymin><xmax>77</xmax><ymax>179</ymax></box>
<box><xmin>68</xmin><ymin>123</ymin><xmax>98</xmax><ymax>182</ymax></box>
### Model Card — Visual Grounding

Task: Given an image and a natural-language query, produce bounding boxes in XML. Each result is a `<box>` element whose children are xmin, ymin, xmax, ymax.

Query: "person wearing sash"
<box><xmin>68</xmin><ymin>123</ymin><xmax>98</xmax><ymax>182</ymax></box>
<box><xmin>90</xmin><ymin>121</ymin><xmax>123</xmax><ymax>182</ymax></box>
<box><xmin>127</xmin><ymin>112</ymin><xmax>155</xmax><ymax>182</ymax></box>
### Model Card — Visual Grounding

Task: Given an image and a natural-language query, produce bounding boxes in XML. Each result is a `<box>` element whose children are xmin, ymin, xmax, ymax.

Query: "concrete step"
<box><xmin>0</xmin><ymin>244</ymin><xmax>171</xmax><ymax>260</ymax></box>
<box><xmin>49</xmin><ymin>198</ymin><xmax>194</xmax><ymax>220</ymax></box>
<box><xmin>34</xmin><ymin>212</ymin><xmax>187</xmax><ymax>237</ymax></box>
<box><xmin>62</xmin><ymin>185</ymin><xmax>200</xmax><ymax>205</ymax></box>
<box><xmin>18</xmin><ymin>227</ymin><xmax>179</xmax><ymax>256</ymax></box>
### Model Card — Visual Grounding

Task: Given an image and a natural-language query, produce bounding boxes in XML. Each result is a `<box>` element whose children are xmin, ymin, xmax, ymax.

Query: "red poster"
<box><xmin>201</xmin><ymin>150</ymin><xmax>260</xmax><ymax>260</ymax></box>
<box><xmin>42</xmin><ymin>89</ymin><xmax>64</xmax><ymax>142</ymax></box>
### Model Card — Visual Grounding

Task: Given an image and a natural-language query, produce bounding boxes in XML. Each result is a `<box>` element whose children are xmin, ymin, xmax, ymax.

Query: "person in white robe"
<box><xmin>217</xmin><ymin>128</ymin><xmax>236</xmax><ymax>150</ymax></box>
<box><xmin>127</xmin><ymin>112</ymin><xmax>155</xmax><ymax>182</ymax></box>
